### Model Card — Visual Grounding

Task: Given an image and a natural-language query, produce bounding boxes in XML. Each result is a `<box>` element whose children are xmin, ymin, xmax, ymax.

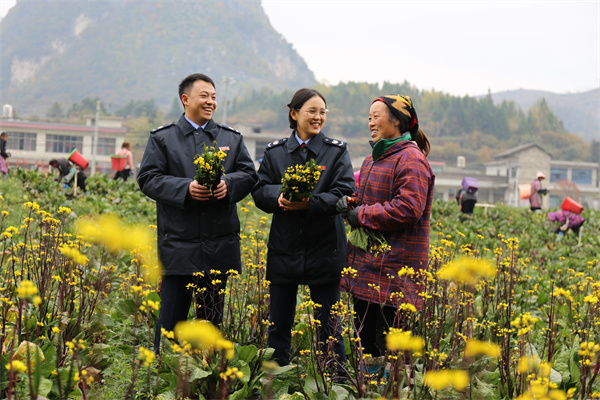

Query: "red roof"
<box><xmin>0</xmin><ymin>120</ymin><xmax>126</xmax><ymax>134</ymax></box>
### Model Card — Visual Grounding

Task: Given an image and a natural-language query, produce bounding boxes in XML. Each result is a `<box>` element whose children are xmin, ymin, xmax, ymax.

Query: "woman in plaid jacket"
<box><xmin>338</xmin><ymin>94</ymin><xmax>435</xmax><ymax>360</ymax></box>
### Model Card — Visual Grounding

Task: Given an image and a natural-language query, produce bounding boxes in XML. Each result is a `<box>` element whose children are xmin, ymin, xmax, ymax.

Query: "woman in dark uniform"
<box><xmin>252</xmin><ymin>88</ymin><xmax>355</xmax><ymax>376</ymax></box>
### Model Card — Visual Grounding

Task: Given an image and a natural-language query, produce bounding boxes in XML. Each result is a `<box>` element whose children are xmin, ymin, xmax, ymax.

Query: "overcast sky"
<box><xmin>2</xmin><ymin>0</ymin><xmax>599</xmax><ymax>97</ymax></box>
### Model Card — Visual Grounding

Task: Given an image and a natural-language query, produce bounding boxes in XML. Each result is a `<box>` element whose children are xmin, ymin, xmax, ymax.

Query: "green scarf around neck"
<box><xmin>372</xmin><ymin>132</ymin><xmax>412</xmax><ymax>161</ymax></box>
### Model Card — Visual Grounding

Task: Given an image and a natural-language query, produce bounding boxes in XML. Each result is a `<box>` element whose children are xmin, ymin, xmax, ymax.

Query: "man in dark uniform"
<box><xmin>137</xmin><ymin>73</ymin><xmax>257</xmax><ymax>353</ymax></box>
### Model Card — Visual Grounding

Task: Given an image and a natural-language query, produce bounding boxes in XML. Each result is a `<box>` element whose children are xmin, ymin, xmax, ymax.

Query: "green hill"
<box><xmin>487</xmin><ymin>89</ymin><xmax>599</xmax><ymax>143</ymax></box>
<box><xmin>0</xmin><ymin>0</ymin><xmax>316</xmax><ymax>116</ymax></box>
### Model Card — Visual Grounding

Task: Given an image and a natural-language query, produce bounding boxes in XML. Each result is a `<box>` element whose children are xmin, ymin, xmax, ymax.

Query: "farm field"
<box><xmin>0</xmin><ymin>169</ymin><xmax>598</xmax><ymax>400</ymax></box>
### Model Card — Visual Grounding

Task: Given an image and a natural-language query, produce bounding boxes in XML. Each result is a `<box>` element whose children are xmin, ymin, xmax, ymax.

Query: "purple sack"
<box><xmin>462</xmin><ymin>176</ymin><xmax>478</xmax><ymax>192</ymax></box>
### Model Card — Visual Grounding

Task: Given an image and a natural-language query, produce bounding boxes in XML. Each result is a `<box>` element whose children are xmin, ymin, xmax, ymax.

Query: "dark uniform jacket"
<box><xmin>137</xmin><ymin>115</ymin><xmax>257</xmax><ymax>276</ymax></box>
<box><xmin>252</xmin><ymin>132</ymin><xmax>355</xmax><ymax>285</ymax></box>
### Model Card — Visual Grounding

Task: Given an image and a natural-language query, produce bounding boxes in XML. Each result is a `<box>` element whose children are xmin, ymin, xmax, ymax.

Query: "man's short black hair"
<box><xmin>49</xmin><ymin>159</ymin><xmax>58</xmax><ymax>166</ymax></box>
<box><xmin>178</xmin><ymin>73</ymin><xmax>216</xmax><ymax>106</ymax></box>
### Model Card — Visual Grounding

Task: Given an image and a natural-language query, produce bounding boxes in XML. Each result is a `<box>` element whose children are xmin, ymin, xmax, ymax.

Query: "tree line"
<box><xmin>43</xmin><ymin>81</ymin><xmax>595</xmax><ymax>165</ymax></box>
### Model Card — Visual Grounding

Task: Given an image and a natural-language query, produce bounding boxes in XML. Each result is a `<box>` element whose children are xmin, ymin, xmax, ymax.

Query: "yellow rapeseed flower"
<box><xmin>423</xmin><ymin>369</ymin><xmax>469</xmax><ymax>391</ymax></box>
<box><xmin>5</xmin><ymin>360</ymin><xmax>27</xmax><ymax>374</ymax></box>
<box><xmin>175</xmin><ymin>321</ymin><xmax>234</xmax><ymax>359</ymax></box>
<box><xmin>138</xmin><ymin>346</ymin><xmax>156</xmax><ymax>367</ymax></box>
<box><xmin>58</xmin><ymin>245</ymin><xmax>89</xmax><ymax>266</ymax></box>
<box><xmin>464</xmin><ymin>339</ymin><xmax>501</xmax><ymax>358</ymax></box>
<box><xmin>437</xmin><ymin>256</ymin><xmax>496</xmax><ymax>285</ymax></box>
<box><xmin>16</xmin><ymin>280</ymin><xmax>39</xmax><ymax>299</ymax></box>
<box><xmin>75</xmin><ymin>215</ymin><xmax>160</xmax><ymax>282</ymax></box>
<box><xmin>386</xmin><ymin>329</ymin><xmax>424</xmax><ymax>353</ymax></box>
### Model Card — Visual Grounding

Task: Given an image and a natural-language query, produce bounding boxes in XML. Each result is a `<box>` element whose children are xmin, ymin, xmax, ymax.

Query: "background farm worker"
<box><xmin>455</xmin><ymin>177</ymin><xmax>478</xmax><ymax>216</ymax></box>
<box><xmin>455</xmin><ymin>186</ymin><xmax>477</xmax><ymax>214</ymax></box>
<box><xmin>113</xmin><ymin>141</ymin><xmax>134</xmax><ymax>181</ymax></box>
<box><xmin>529</xmin><ymin>171</ymin><xmax>548</xmax><ymax>211</ymax></box>
<box><xmin>49</xmin><ymin>158</ymin><xmax>87</xmax><ymax>191</ymax></box>
<box><xmin>137</xmin><ymin>73</ymin><xmax>257</xmax><ymax>353</ymax></box>
<box><xmin>337</xmin><ymin>95</ymin><xmax>434</xmax><ymax>371</ymax></box>
<box><xmin>0</xmin><ymin>132</ymin><xmax>10</xmax><ymax>176</ymax></box>
<box><xmin>547</xmin><ymin>209</ymin><xmax>585</xmax><ymax>238</ymax></box>
<box><xmin>252</xmin><ymin>88</ymin><xmax>355</xmax><ymax>376</ymax></box>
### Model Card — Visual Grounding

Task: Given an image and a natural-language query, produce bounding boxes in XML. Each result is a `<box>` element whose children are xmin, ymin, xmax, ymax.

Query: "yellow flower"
<box><xmin>75</xmin><ymin>215</ymin><xmax>160</xmax><ymax>282</ymax></box>
<box><xmin>437</xmin><ymin>256</ymin><xmax>496</xmax><ymax>285</ymax></box>
<box><xmin>16</xmin><ymin>280</ymin><xmax>39</xmax><ymax>299</ymax></box>
<box><xmin>5</xmin><ymin>360</ymin><xmax>27</xmax><ymax>374</ymax></box>
<box><xmin>23</xmin><ymin>201</ymin><xmax>40</xmax><ymax>211</ymax></box>
<box><xmin>175</xmin><ymin>321</ymin><xmax>234</xmax><ymax>359</ymax></box>
<box><xmin>464</xmin><ymin>339</ymin><xmax>501</xmax><ymax>358</ymax></box>
<box><xmin>138</xmin><ymin>346</ymin><xmax>156</xmax><ymax>367</ymax></box>
<box><xmin>386</xmin><ymin>329</ymin><xmax>424</xmax><ymax>353</ymax></box>
<box><xmin>423</xmin><ymin>369</ymin><xmax>469</xmax><ymax>391</ymax></box>
<box><xmin>517</xmin><ymin>356</ymin><xmax>553</xmax><ymax>377</ymax></box>
<box><xmin>58</xmin><ymin>245</ymin><xmax>89</xmax><ymax>266</ymax></box>
<box><xmin>511</xmin><ymin>313</ymin><xmax>538</xmax><ymax>330</ymax></box>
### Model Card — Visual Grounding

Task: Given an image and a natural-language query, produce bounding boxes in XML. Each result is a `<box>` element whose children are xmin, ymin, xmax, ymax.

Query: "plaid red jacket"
<box><xmin>341</xmin><ymin>141</ymin><xmax>435</xmax><ymax>310</ymax></box>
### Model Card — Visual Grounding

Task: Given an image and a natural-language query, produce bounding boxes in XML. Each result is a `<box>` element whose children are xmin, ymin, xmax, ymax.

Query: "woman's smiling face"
<box><xmin>368</xmin><ymin>101</ymin><xmax>401</xmax><ymax>143</ymax></box>
<box><xmin>291</xmin><ymin>95</ymin><xmax>327</xmax><ymax>140</ymax></box>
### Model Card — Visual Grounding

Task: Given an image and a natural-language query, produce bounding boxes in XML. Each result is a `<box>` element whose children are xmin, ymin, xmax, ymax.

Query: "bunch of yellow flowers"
<box><xmin>194</xmin><ymin>143</ymin><xmax>227</xmax><ymax>192</ymax></box>
<box><xmin>280</xmin><ymin>159</ymin><xmax>321</xmax><ymax>201</ymax></box>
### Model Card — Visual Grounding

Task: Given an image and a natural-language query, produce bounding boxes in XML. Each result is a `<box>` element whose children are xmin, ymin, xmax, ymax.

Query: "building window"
<box><xmin>5</xmin><ymin>132</ymin><xmax>37</xmax><ymax>151</ymax></box>
<box><xmin>46</xmin><ymin>134</ymin><xmax>83</xmax><ymax>154</ymax></box>
<box><xmin>96</xmin><ymin>138</ymin><xmax>116</xmax><ymax>156</ymax></box>
<box><xmin>571</xmin><ymin>169</ymin><xmax>592</xmax><ymax>185</ymax></box>
<box><xmin>550</xmin><ymin>168</ymin><xmax>568</xmax><ymax>183</ymax></box>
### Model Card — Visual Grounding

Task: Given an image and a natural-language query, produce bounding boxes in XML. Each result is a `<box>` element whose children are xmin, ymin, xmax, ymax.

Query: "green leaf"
<box><xmin>569</xmin><ymin>338</ymin><xmax>581</xmax><ymax>383</ymax></box>
<box><xmin>32</xmin><ymin>348</ymin><xmax>42</xmax><ymax>396</ymax></box>
<box><xmin>228</xmin><ymin>383</ymin><xmax>252</xmax><ymax>400</ymax></box>
<box><xmin>261</xmin><ymin>378</ymin><xmax>289</xmax><ymax>399</ymax></box>
<box><xmin>238</xmin><ymin>360</ymin><xmax>252</xmax><ymax>384</ymax></box>
<box><xmin>190</xmin><ymin>366</ymin><xmax>212</xmax><ymax>381</ymax></box>
<box><xmin>236</xmin><ymin>344</ymin><xmax>258</xmax><ymax>363</ymax></box>
<box><xmin>330</xmin><ymin>385</ymin><xmax>350</xmax><ymax>400</ymax></box>
<box><xmin>38</xmin><ymin>377</ymin><xmax>53</xmax><ymax>397</ymax></box>
<box><xmin>472</xmin><ymin>376</ymin><xmax>499</xmax><ymax>399</ymax></box>
<box><xmin>266</xmin><ymin>364</ymin><xmax>296</xmax><ymax>377</ymax></box>
<box><xmin>280</xmin><ymin>393</ymin><xmax>306</xmax><ymax>400</ymax></box>
<box><xmin>155</xmin><ymin>392</ymin><xmax>177</xmax><ymax>400</ymax></box>
<box><xmin>549</xmin><ymin>367</ymin><xmax>562</xmax><ymax>384</ymax></box>
<box><xmin>303</xmin><ymin>375</ymin><xmax>319</xmax><ymax>397</ymax></box>
<box><xmin>552</xmin><ymin>357</ymin><xmax>571</xmax><ymax>384</ymax></box>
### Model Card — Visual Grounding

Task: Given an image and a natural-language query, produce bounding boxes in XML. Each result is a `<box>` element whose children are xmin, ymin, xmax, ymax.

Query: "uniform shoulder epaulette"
<box><xmin>323</xmin><ymin>137</ymin><xmax>347</xmax><ymax>148</ymax></box>
<box><xmin>150</xmin><ymin>122</ymin><xmax>174</xmax><ymax>134</ymax></box>
<box><xmin>216</xmin><ymin>123</ymin><xmax>241</xmax><ymax>134</ymax></box>
<box><xmin>266</xmin><ymin>137</ymin><xmax>288</xmax><ymax>150</ymax></box>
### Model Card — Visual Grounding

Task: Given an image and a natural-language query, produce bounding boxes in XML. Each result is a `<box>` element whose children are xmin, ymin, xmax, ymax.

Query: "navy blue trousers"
<box><xmin>268</xmin><ymin>283</ymin><xmax>347</xmax><ymax>367</ymax></box>
<box><xmin>154</xmin><ymin>274</ymin><xmax>227</xmax><ymax>352</ymax></box>
<box><xmin>352</xmin><ymin>297</ymin><xmax>405</xmax><ymax>357</ymax></box>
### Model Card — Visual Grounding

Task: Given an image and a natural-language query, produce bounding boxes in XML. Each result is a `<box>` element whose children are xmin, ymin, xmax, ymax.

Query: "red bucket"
<box><xmin>561</xmin><ymin>196</ymin><xmax>583</xmax><ymax>214</ymax></box>
<box><xmin>110</xmin><ymin>155</ymin><xmax>126</xmax><ymax>171</ymax></box>
<box><xmin>519</xmin><ymin>184</ymin><xmax>532</xmax><ymax>200</ymax></box>
<box><xmin>68</xmin><ymin>149</ymin><xmax>88</xmax><ymax>169</ymax></box>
